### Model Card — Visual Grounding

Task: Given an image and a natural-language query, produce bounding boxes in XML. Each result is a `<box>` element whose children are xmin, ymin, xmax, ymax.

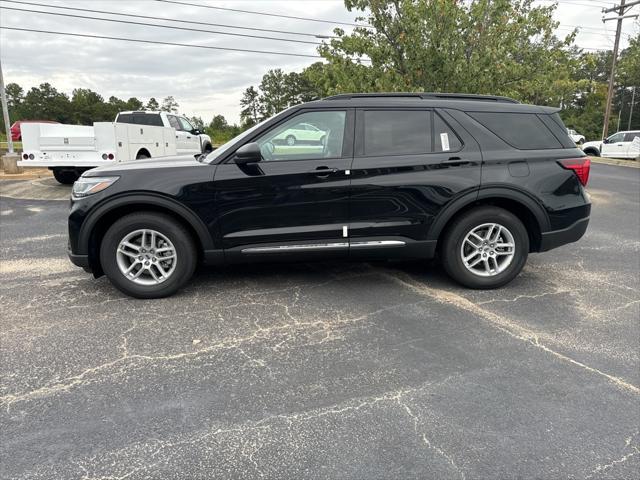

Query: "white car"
<box><xmin>581</xmin><ymin>130</ymin><xmax>640</xmax><ymax>159</ymax></box>
<box><xmin>273</xmin><ymin>122</ymin><xmax>327</xmax><ymax>146</ymax></box>
<box><xmin>567</xmin><ymin>128</ymin><xmax>585</xmax><ymax>145</ymax></box>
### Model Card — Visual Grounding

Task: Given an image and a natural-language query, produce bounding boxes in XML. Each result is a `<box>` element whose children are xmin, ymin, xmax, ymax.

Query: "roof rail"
<box><xmin>324</xmin><ymin>92</ymin><xmax>520</xmax><ymax>104</ymax></box>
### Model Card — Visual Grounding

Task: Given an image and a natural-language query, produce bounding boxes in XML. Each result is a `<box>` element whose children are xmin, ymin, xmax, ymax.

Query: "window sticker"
<box><xmin>440</xmin><ymin>132</ymin><xmax>450</xmax><ymax>151</ymax></box>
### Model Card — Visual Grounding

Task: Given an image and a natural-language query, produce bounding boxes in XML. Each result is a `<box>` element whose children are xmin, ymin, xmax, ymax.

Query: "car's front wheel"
<box><xmin>100</xmin><ymin>212</ymin><xmax>197</xmax><ymax>298</ymax></box>
<box><xmin>441</xmin><ymin>206</ymin><xmax>529</xmax><ymax>289</ymax></box>
<box><xmin>285</xmin><ymin>135</ymin><xmax>296</xmax><ymax>146</ymax></box>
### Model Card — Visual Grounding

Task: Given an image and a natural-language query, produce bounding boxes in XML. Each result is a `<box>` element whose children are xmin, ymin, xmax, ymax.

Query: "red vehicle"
<box><xmin>10</xmin><ymin>120</ymin><xmax>59</xmax><ymax>141</ymax></box>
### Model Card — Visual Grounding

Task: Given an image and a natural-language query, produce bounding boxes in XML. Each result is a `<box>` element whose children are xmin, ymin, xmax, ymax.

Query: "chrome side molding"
<box><xmin>241</xmin><ymin>240</ymin><xmax>406</xmax><ymax>254</ymax></box>
<box><xmin>350</xmin><ymin>240</ymin><xmax>406</xmax><ymax>248</ymax></box>
<box><xmin>242</xmin><ymin>242</ymin><xmax>348</xmax><ymax>253</ymax></box>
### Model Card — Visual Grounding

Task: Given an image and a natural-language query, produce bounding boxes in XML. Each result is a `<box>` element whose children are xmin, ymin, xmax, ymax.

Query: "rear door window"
<box><xmin>167</xmin><ymin>115</ymin><xmax>182</xmax><ymax>130</ymax></box>
<box><xmin>469</xmin><ymin>112</ymin><xmax>563</xmax><ymax>149</ymax></box>
<box><xmin>363</xmin><ymin>110</ymin><xmax>431</xmax><ymax>156</ymax></box>
<box><xmin>623</xmin><ymin>132</ymin><xmax>640</xmax><ymax>142</ymax></box>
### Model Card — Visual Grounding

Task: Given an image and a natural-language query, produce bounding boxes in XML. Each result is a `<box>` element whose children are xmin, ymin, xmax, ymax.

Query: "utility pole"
<box><xmin>0</xmin><ymin>58</ymin><xmax>13</xmax><ymax>154</ymax></box>
<box><xmin>601</xmin><ymin>0</ymin><xmax>639</xmax><ymax>140</ymax></box>
<box><xmin>628</xmin><ymin>86</ymin><xmax>636</xmax><ymax>130</ymax></box>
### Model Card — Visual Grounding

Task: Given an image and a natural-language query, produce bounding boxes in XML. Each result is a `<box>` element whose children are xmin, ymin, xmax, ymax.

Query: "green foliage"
<box><xmin>240</xmin><ymin>1</ymin><xmax>640</xmax><ymax>141</ymax></box>
<box><xmin>161</xmin><ymin>95</ymin><xmax>179</xmax><ymax>113</ymax></box>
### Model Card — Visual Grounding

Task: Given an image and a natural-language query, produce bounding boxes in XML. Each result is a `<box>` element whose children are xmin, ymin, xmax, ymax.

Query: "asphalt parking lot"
<box><xmin>1</xmin><ymin>163</ymin><xmax>639</xmax><ymax>479</ymax></box>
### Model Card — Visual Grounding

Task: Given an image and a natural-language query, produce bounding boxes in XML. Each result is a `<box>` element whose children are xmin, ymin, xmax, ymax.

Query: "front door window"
<box><xmin>254</xmin><ymin>111</ymin><xmax>347</xmax><ymax>161</ymax></box>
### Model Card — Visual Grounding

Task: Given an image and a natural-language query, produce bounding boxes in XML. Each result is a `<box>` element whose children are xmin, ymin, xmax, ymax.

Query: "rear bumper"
<box><xmin>539</xmin><ymin>216</ymin><xmax>590</xmax><ymax>252</ymax></box>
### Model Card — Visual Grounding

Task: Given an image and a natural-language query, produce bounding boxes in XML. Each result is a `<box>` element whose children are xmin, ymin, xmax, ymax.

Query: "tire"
<box><xmin>583</xmin><ymin>148</ymin><xmax>600</xmax><ymax>157</ymax></box>
<box><xmin>203</xmin><ymin>143</ymin><xmax>213</xmax><ymax>153</ymax></box>
<box><xmin>136</xmin><ymin>152</ymin><xmax>150</xmax><ymax>160</ymax></box>
<box><xmin>441</xmin><ymin>206</ymin><xmax>529</xmax><ymax>289</ymax></box>
<box><xmin>99</xmin><ymin>212</ymin><xmax>197</xmax><ymax>299</ymax></box>
<box><xmin>52</xmin><ymin>168</ymin><xmax>79</xmax><ymax>185</ymax></box>
<box><xmin>286</xmin><ymin>135</ymin><xmax>296</xmax><ymax>146</ymax></box>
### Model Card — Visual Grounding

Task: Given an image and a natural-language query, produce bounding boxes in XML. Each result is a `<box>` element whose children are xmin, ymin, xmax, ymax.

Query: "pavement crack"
<box><xmin>382</xmin><ymin>270</ymin><xmax>640</xmax><ymax>395</ymax></box>
<box><xmin>585</xmin><ymin>431</ymin><xmax>640</xmax><ymax>479</ymax></box>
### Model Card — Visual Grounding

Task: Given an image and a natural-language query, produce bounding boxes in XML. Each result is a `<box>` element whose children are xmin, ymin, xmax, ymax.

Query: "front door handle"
<box><xmin>311</xmin><ymin>166</ymin><xmax>339</xmax><ymax>177</ymax></box>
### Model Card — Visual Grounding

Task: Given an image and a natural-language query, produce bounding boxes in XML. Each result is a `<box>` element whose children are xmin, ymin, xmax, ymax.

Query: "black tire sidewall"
<box><xmin>443</xmin><ymin>208</ymin><xmax>529</xmax><ymax>289</ymax></box>
<box><xmin>53</xmin><ymin>169</ymin><xmax>78</xmax><ymax>185</ymax></box>
<box><xmin>100</xmin><ymin>213</ymin><xmax>196</xmax><ymax>298</ymax></box>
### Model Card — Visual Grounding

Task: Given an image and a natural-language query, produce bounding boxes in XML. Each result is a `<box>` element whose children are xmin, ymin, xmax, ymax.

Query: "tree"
<box><xmin>5</xmin><ymin>83</ymin><xmax>24</xmax><ymax>111</ymax></box>
<box><xmin>316</xmin><ymin>0</ymin><xmax>575</xmax><ymax>104</ymax></box>
<box><xmin>146</xmin><ymin>97</ymin><xmax>160</xmax><ymax>111</ymax></box>
<box><xmin>240</xmin><ymin>86</ymin><xmax>260</xmax><ymax>126</ymax></box>
<box><xmin>125</xmin><ymin>97</ymin><xmax>145</xmax><ymax>111</ymax></box>
<box><xmin>189</xmin><ymin>116</ymin><xmax>205</xmax><ymax>130</ymax></box>
<box><xmin>21</xmin><ymin>83</ymin><xmax>72</xmax><ymax>123</ymax></box>
<box><xmin>258</xmin><ymin>69</ymin><xmax>291</xmax><ymax>118</ymax></box>
<box><xmin>161</xmin><ymin>95</ymin><xmax>179</xmax><ymax>113</ymax></box>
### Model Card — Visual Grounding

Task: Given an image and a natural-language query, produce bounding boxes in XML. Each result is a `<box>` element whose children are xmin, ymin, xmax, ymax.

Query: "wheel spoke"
<box><xmin>465</xmin><ymin>238</ymin><xmax>480</xmax><ymax>249</ymax></box>
<box><xmin>491</xmin><ymin>226</ymin><xmax>502</xmax><ymax>243</ymax></box>
<box><xmin>124</xmin><ymin>261</ymin><xmax>139</xmax><ymax>274</ymax></box>
<box><xmin>468</xmin><ymin>256</ymin><xmax>483</xmax><ymax>268</ymax></box>
<box><xmin>470</xmin><ymin>232</ymin><xmax>484</xmax><ymax>243</ymax></box>
<box><xmin>483</xmin><ymin>259</ymin><xmax>491</xmax><ymax>274</ymax></box>
<box><xmin>496</xmin><ymin>242</ymin><xmax>514</xmax><ymax>249</ymax></box>
<box><xmin>131</xmin><ymin>265</ymin><xmax>145</xmax><ymax>278</ymax></box>
<box><xmin>155</xmin><ymin>262</ymin><xmax>168</xmax><ymax>278</ymax></box>
<box><xmin>494</xmin><ymin>250</ymin><xmax>512</xmax><ymax>256</ymax></box>
<box><xmin>121</xmin><ymin>241</ymin><xmax>141</xmax><ymax>252</ymax></box>
<box><xmin>159</xmin><ymin>254</ymin><xmax>176</xmax><ymax>261</ymax></box>
<box><xmin>464</xmin><ymin>251</ymin><xmax>480</xmax><ymax>262</ymax></box>
<box><xmin>490</xmin><ymin>256</ymin><xmax>500</xmax><ymax>273</ymax></box>
<box><xmin>118</xmin><ymin>249</ymin><xmax>138</xmax><ymax>259</ymax></box>
<box><xmin>148</xmin><ymin>267</ymin><xmax>160</xmax><ymax>281</ymax></box>
<box><xmin>484</xmin><ymin>225</ymin><xmax>495</xmax><ymax>241</ymax></box>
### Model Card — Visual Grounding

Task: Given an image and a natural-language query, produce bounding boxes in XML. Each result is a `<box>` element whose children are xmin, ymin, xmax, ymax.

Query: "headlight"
<box><xmin>72</xmin><ymin>176</ymin><xmax>119</xmax><ymax>198</ymax></box>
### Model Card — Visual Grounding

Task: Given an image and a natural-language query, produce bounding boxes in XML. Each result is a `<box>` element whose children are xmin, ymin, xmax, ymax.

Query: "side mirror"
<box><xmin>234</xmin><ymin>142</ymin><xmax>262</xmax><ymax>165</ymax></box>
<box><xmin>603</xmin><ymin>137</ymin><xmax>609</xmax><ymax>144</ymax></box>
<box><xmin>192</xmin><ymin>128</ymin><xmax>201</xmax><ymax>135</ymax></box>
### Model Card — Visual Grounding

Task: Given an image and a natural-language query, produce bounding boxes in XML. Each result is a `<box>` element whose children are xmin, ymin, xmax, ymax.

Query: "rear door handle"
<box><xmin>442</xmin><ymin>156</ymin><xmax>470</xmax><ymax>165</ymax></box>
<box><xmin>311</xmin><ymin>166</ymin><xmax>339</xmax><ymax>177</ymax></box>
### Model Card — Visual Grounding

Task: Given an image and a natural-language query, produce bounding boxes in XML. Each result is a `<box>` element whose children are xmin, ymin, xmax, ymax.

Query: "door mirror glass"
<box><xmin>234</xmin><ymin>142</ymin><xmax>262</xmax><ymax>165</ymax></box>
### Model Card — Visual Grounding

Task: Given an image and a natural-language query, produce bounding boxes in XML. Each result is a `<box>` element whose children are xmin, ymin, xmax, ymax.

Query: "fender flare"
<box><xmin>78</xmin><ymin>192</ymin><xmax>215</xmax><ymax>254</ymax></box>
<box><xmin>426</xmin><ymin>186</ymin><xmax>551</xmax><ymax>241</ymax></box>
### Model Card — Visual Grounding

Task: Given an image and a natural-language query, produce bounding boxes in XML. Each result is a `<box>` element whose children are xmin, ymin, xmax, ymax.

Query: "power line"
<box><xmin>154</xmin><ymin>0</ymin><xmax>371</xmax><ymax>28</ymax></box>
<box><xmin>0</xmin><ymin>6</ymin><xmax>325</xmax><ymax>46</ymax></box>
<box><xmin>1</xmin><ymin>0</ymin><xmax>335</xmax><ymax>39</ymax></box>
<box><xmin>0</xmin><ymin>26</ymin><xmax>326</xmax><ymax>58</ymax></box>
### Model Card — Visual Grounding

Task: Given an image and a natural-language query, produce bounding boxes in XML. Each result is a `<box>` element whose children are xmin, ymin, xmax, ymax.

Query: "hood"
<box><xmin>581</xmin><ymin>140</ymin><xmax>601</xmax><ymax>149</ymax></box>
<box><xmin>84</xmin><ymin>155</ymin><xmax>202</xmax><ymax>176</ymax></box>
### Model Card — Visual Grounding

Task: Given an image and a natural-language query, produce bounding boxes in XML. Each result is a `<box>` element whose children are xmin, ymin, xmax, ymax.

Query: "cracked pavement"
<box><xmin>1</xmin><ymin>163</ymin><xmax>639</xmax><ymax>479</ymax></box>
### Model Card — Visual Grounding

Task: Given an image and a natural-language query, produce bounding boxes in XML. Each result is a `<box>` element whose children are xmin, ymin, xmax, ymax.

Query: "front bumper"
<box><xmin>539</xmin><ymin>216</ymin><xmax>590</xmax><ymax>252</ymax></box>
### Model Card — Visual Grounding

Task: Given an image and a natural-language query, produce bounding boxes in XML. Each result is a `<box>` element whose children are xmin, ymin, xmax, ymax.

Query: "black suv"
<box><xmin>68</xmin><ymin>93</ymin><xmax>591</xmax><ymax>298</ymax></box>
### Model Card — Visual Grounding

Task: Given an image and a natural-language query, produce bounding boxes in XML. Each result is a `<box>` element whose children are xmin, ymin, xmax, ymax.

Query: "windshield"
<box><xmin>202</xmin><ymin>109</ymin><xmax>292</xmax><ymax>164</ymax></box>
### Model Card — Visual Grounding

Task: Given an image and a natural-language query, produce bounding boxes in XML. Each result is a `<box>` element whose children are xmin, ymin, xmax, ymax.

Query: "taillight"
<box><xmin>22</xmin><ymin>153</ymin><xmax>28</xmax><ymax>160</ymax></box>
<box><xmin>108</xmin><ymin>153</ymin><xmax>114</xmax><ymax>160</ymax></box>
<box><xmin>558</xmin><ymin>157</ymin><xmax>590</xmax><ymax>186</ymax></box>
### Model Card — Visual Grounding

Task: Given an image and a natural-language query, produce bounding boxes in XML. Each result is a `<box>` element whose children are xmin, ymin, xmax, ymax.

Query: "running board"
<box><xmin>241</xmin><ymin>240</ymin><xmax>405</xmax><ymax>254</ymax></box>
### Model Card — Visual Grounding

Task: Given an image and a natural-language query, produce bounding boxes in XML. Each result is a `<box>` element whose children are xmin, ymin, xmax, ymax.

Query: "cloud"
<box><xmin>0</xmin><ymin>0</ymin><xmax>636</xmax><ymax>123</ymax></box>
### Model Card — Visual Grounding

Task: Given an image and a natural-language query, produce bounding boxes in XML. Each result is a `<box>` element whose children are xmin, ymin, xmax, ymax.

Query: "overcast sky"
<box><xmin>0</xmin><ymin>0</ymin><xmax>638</xmax><ymax>124</ymax></box>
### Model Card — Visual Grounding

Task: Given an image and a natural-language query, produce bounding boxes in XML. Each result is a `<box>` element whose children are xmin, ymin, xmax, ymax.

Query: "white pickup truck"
<box><xmin>19</xmin><ymin>111</ymin><xmax>213</xmax><ymax>184</ymax></box>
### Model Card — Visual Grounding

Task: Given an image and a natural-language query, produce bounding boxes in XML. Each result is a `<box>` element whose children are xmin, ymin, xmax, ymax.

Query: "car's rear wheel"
<box><xmin>442</xmin><ymin>206</ymin><xmax>529</xmax><ymax>289</ymax></box>
<box><xmin>52</xmin><ymin>168</ymin><xmax>79</xmax><ymax>185</ymax></box>
<box><xmin>100</xmin><ymin>212</ymin><xmax>197</xmax><ymax>298</ymax></box>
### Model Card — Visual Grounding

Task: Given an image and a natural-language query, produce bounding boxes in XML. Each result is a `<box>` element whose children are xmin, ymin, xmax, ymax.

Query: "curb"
<box><xmin>589</xmin><ymin>156</ymin><xmax>640</xmax><ymax>168</ymax></box>
<box><xmin>0</xmin><ymin>169</ymin><xmax>52</xmax><ymax>180</ymax></box>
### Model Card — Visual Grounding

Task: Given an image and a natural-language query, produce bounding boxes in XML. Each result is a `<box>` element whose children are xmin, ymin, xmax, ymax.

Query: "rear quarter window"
<box><xmin>468</xmin><ymin>112</ymin><xmax>564</xmax><ymax>150</ymax></box>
